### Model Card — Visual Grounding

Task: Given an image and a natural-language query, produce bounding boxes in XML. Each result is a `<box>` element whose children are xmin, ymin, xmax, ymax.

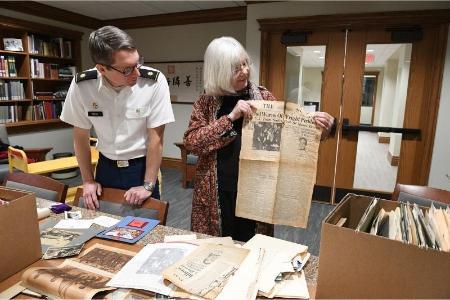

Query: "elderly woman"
<box><xmin>184</xmin><ymin>37</ymin><xmax>334</xmax><ymax>241</ymax></box>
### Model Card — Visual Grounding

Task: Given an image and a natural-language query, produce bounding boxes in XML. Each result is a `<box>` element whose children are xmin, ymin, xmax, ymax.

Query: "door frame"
<box><xmin>258</xmin><ymin>9</ymin><xmax>450</xmax><ymax>199</ymax></box>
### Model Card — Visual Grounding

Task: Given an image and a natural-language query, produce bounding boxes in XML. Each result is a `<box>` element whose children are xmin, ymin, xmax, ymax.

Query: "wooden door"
<box><xmin>259</xmin><ymin>10</ymin><xmax>449</xmax><ymax>203</ymax></box>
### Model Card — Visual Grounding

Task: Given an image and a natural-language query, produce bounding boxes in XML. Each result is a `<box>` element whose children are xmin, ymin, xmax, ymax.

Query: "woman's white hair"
<box><xmin>203</xmin><ymin>36</ymin><xmax>250</xmax><ymax>96</ymax></box>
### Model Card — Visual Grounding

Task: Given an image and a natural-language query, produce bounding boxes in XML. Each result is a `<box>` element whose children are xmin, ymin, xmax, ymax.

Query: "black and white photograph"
<box><xmin>40</xmin><ymin>228</ymin><xmax>82</xmax><ymax>247</ymax></box>
<box><xmin>252</xmin><ymin>121</ymin><xmax>282</xmax><ymax>152</ymax></box>
<box><xmin>65</xmin><ymin>210</ymin><xmax>82</xmax><ymax>220</ymax></box>
<box><xmin>298</xmin><ymin>137</ymin><xmax>308</xmax><ymax>151</ymax></box>
<box><xmin>137</xmin><ymin>248</ymin><xmax>187</xmax><ymax>275</ymax></box>
<box><xmin>42</xmin><ymin>243</ymin><xmax>85</xmax><ymax>259</ymax></box>
<box><xmin>3</xmin><ymin>38</ymin><xmax>23</xmax><ymax>51</ymax></box>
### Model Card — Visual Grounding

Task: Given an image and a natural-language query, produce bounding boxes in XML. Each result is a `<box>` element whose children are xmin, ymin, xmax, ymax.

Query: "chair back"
<box><xmin>3</xmin><ymin>172</ymin><xmax>68</xmax><ymax>203</ymax></box>
<box><xmin>392</xmin><ymin>183</ymin><xmax>450</xmax><ymax>208</ymax></box>
<box><xmin>74</xmin><ymin>187</ymin><xmax>169</xmax><ymax>225</ymax></box>
<box><xmin>8</xmin><ymin>146</ymin><xmax>29</xmax><ymax>173</ymax></box>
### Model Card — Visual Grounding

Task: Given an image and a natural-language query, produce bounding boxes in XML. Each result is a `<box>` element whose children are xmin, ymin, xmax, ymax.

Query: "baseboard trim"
<box><xmin>387</xmin><ymin>152</ymin><xmax>399</xmax><ymax>166</ymax></box>
<box><xmin>162</xmin><ymin>157</ymin><xmax>181</xmax><ymax>169</ymax></box>
<box><xmin>378</xmin><ymin>136</ymin><xmax>390</xmax><ymax>144</ymax></box>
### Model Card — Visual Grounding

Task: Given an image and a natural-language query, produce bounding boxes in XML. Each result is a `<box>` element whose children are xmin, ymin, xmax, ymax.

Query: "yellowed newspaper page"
<box><xmin>21</xmin><ymin>261</ymin><xmax>115</xmax><ymax>299</ymax></box>
<box><xmin>236</xmin><ymin>100</ymin><xmax>284</xmax><ymax>223</ymax></box>
<box><xmin>272</xmin><ymin>103</ymin><xmax>321</xmax><ymax>227</ymax></box>
<box><xmin>162</xmin><ymin>244</ymin><xmax>249</xmax><ymax>299</ymax></box>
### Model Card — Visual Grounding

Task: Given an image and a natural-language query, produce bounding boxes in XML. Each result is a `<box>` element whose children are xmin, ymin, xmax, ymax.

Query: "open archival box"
<box><xmin>236</xmin><ymin>100</ymin><xmax>321</xmax><ymax>228</ymax></box>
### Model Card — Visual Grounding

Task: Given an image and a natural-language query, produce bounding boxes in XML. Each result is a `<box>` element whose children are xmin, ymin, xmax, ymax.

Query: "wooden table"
<box><xmin>0</xmin><ymin>198</ymin><xmax>318</xmax><ymax>298</ymax></box>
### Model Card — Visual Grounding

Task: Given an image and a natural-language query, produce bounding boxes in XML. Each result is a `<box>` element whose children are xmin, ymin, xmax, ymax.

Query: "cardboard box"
<box><xmin>316</xmin><ymin>194</ymin><xmax>450</xmax><ymax>299</ymax></box>
<box><xmin>0</xmin><ymin>187</ymin><xmax>42</xmax><ymax>282</ymax></box>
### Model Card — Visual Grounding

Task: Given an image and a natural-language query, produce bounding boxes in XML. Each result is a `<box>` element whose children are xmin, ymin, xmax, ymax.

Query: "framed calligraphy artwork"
<box><xmin>145</xmin><ymin>60</ymin><xmax>203</xmax><ymax>104</ymax></box>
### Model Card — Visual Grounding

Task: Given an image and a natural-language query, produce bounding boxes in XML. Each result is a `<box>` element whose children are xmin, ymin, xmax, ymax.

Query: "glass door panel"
<box><xmin>353</xmin><ymin>43</ymin><xmax>412</xmax><ymax>193</ymax></box>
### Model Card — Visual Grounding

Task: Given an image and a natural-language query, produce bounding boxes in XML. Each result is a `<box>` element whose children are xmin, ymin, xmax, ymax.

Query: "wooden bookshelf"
<box><xmin>0</xmin><ymin>15</ymin><xmax>82</xmax><ymax>132</ymax></box>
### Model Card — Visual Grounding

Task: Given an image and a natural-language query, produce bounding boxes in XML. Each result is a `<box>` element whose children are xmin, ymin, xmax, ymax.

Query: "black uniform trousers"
<box><xmin>95</xmin><ymin>153</ymin><xmax>160</xmax><ymax>199</ymax></box>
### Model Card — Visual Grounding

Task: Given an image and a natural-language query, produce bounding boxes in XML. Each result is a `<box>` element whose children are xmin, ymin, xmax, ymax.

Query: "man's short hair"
<box><xmin>89</xmin><ymin>26</ymin><xmax>136</xmax><ymax>65</ymax></box>
<box><xmin>203</xmin><ymin>36</ymin><xmax>251</xmax><ymax>96</ymax></box>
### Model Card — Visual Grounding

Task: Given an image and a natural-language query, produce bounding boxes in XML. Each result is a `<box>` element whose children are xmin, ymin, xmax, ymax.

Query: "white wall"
<box><xmin>429</xmin><ymin>30</ymin><xmax>450</xmax><ymax>191</ymax></box>
<box><xmin>127</xmin><ymin>21</ymin><xmax>246</xmax><ymax>158</ymax></box>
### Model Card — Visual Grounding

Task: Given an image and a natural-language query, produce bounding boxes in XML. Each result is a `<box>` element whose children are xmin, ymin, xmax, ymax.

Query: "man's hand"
<box><xmin>124</xmin><ymin>186</ymin><xmax>152</xmax><ymax>206</ymax></box>
<box><xmin>313</xmin><ymin>112</ymin><xmax>335</xmax><ymax>140</ymax></box>
<box><xmin>83</xmin><ymin>181</ymin><xmax>102</xmax><ymax>210</ymax></box>
<box><xmin>228</xmin><ymin>100</ymin><xmax>256</xmax><ymax>121</ymax></box>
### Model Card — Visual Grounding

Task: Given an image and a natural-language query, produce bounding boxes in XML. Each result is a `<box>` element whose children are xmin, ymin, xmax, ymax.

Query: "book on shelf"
<box><xmin>0</xmin><ymin>80</ymin><xmax>25</xmax><ymax>100</ymax></box>
<box><xmin>0</xmin><ymin>56</ymin><xmax>17</xmax><ymax>77</ymax></box>
<box><xmin>28</xmin><ymin>35</ymin><xmax>72</xmax><ymax>58</ymax></box>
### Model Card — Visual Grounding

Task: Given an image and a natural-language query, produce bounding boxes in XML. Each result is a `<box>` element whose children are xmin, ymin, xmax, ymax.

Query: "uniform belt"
<box><xmin>99</xmin><ymin>153</ymin><xmax>145</xmax><ymax>168</ymax></box>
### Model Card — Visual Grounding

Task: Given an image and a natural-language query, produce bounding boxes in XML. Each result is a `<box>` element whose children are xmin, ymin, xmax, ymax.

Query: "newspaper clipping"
<box><xmin>162</xmin><ymin>244</ymin><xmax>249</xmax><ymax>299</ymax></box>
<box><xmin>236</xmin><ymin>101</ymin><xmax>321</xmax><ymax>228</ymax></box>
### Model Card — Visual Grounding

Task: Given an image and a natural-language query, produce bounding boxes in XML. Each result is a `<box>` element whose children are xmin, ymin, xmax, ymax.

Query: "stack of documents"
<box><xmin>355</xmin><ymin>198</ymin><xmax>450</xmax><ymax>252</ymax></box>
<box><xmin>242</xmin><ymin>234</ymin><xmax>310</xmax><ymax>299</ymax></box>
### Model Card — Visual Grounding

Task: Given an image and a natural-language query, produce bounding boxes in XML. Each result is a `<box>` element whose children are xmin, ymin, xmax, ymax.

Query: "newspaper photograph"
<box><xmin>162</xmin><ymin>243</ymin><xmax>249</xmax><ymax>299</ymax></box>
<box><xmin>236</xmin><ymin>101</ymin><xmax>321</xmax><ymax>228</ymax></box>
<box><xmin>107</xmin><ymin>242</ymin><xmax>198</xmax><ymax>296</ymax></box>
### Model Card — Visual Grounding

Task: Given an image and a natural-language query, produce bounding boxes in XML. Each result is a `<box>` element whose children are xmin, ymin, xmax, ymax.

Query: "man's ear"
<box><xmin>96</xmin><ymin>64</ymin><xmax>107</xmax><ymax>75</ymax></box>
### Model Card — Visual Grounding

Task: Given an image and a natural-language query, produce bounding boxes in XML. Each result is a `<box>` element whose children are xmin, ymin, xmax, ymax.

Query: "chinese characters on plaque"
<box><xmin>146</xmin><ymin>61</ymin><xmax>203</xmax><ymax>103</ymax></box>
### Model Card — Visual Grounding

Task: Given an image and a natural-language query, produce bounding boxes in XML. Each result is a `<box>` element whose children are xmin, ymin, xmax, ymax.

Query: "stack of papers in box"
<box><xmin>243</xmin><ymin>234</ymin><xmax>310</xmax><ymax>299</ymax></box>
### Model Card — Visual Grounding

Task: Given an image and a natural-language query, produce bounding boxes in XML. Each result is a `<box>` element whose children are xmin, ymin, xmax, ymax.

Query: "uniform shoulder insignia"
<box><xmin>76</xmin><ymin>70</ymin><xmax>98</xmax><ymax>83</ymax></box>
<box><xmin>139</xmin><ymin>68</ymin><xmax>159</xmax><ymax>81</ymax></box>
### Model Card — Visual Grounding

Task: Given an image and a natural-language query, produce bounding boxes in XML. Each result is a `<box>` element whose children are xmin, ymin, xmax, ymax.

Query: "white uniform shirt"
<box><xmin>61</xmin><ymin>67</ymin><xmax>174</xmax><ymax>160</ymax></box>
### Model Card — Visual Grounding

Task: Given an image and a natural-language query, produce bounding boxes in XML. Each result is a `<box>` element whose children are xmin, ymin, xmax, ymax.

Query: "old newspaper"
<box><xmin>162</xmin><ymin>243</ymin><xmax>249</xmax><ymax>299</ymax></box>
<box><xmin>236</xmin><ymin>101</ymin><xmax>321</xmax><ymax>228</ymax></box>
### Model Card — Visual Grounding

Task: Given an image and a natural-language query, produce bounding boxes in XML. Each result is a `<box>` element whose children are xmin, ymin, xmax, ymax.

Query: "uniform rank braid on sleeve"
<box><xmin>139</xmin><ymin>68</ymin><xmax>160</xmax><ymax>81</ymax></box>
<box><xmin>76</xmin><ymin>69</ymin><xmax>98</xmax><ymax>83</ymax></box>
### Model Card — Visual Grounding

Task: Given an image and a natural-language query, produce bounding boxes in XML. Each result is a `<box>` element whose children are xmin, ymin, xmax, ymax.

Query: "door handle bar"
<box><xmin>342</xmin><ymin>118</ymin><xmax>421</xmax><ymax>137</ymax></box>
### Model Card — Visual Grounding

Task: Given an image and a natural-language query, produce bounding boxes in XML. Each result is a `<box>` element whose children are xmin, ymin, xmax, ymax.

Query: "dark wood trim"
<box><xmin>0</xmin><ymin>14</ymin><xmax>84</xmax><ymax>38</ymax></box>
<box><xmin>161</xmin><ymin>157</ymin><xmax>181</xmax><ymax>170</ymax></box>
<box><xmin>387</xmin><ymin>151</ymin><xmax>400</xmax><ymax>167</ymax></box>
<box><xmin>6</xmin><ymin>120</ymin><xmax>71</xmax><ymax>134</ymax></box>
<box><xmin>363</xmin><ymin>71</ymin><xmax>379</xmax><ymax>125</ymax></box>
<box><xmin>0</xmin><ymin>1</ymin><xmax>102</xmax><ymax>29</ymax></box>
<box><xmin>378</xmin><ymin>136</ymin><xmax>390</xmax><ymax>144</ymax></box>
<box><xmin>258</xmin><ymin>9</ymin><xmax>450</xmax><ymax>32</ymax></box>
<box><xmin>417</xmin><ymin>23</ymin><xmax>449</xmax><ymax>185</ymax></box>
<box><xmin>0</xmin><ymin>2</ymin><xmax>246</xmax><ymax>30</ymax></box>
<box><xmin>108</xmin><ymin>7</ymin><xmax>246</xmax><ymax>29</ymax></box>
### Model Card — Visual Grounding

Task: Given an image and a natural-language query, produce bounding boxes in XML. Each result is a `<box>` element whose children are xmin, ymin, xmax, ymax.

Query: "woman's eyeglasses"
<box><xmin>106</xmin><ymin>57</ymin><xmax>144</xmax><ymax>77</ymax></box>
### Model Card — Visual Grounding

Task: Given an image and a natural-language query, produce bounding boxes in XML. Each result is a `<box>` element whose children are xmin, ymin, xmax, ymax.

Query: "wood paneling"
<box><xmin>0</xmin><ymin>2</ymin><xmax>246</xmax><ymax>29</ymax></box>
<box><xmin>258</xmin><ymin>9</ymin><xmax>450</xmax><ymax>32</ymax></box>
<box><xmin>0</xmin><ymin>1</ymin><xmax>102</xmax><ymax>29</ymax></box>
<box><xmin>109</xmin><ymin>7</ymin><xmax>246</xmax><ymax>29</ymax></box>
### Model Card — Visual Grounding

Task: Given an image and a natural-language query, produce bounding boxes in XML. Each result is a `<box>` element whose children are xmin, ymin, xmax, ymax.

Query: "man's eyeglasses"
<box><xmin>106</xmin><ymin>57</ymin><xmax>144</xmax><ymax>77</ymax></box>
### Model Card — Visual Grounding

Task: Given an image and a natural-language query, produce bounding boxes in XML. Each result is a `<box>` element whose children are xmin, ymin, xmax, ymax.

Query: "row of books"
<box><xmin>0</xmin><ymin>101</ymin><xmax>64</xmax><ymax>123</ymax></box>
<box><xmin>0</xmin><ymin>56</ymin><xmax>17</xmax><ymax>77</ymax></box>
<box><xmin>30</xmin><ymin>59</ymin><xmax>76</xmax><ymax>79</ymax></box>
<box><xmin>0</xmin><ymin>80</ymin><xmax>25</xmax><ymax>100</ymax></box>
<box><xmin>356</xmin><ymin>198</ymin><xmax>450</xmax><ymax>252</ymax></box>
<box><xmin>28</xmin><ymin>35</ymin><xmax>72</xmax><ymax>58</ymax></box>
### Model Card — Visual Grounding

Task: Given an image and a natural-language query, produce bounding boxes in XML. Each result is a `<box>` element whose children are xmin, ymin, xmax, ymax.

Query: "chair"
<box><xmin>74</xmin><ymin>187</ymin><xmax>169</xmax><ymax>225</ymax></box>
<box><xmin>3</xmin><ymin>172</ymin><xmax>68</xmax><ymax>203</ymax></box>
<box><xmin>174</xmin><ymin>142</ymin><xmax>197</xmax><ymax>188</ymax></box>
<box><xmin>392</xmin><ymin>183</ymin><xmax>450</xmax><ymax>208</ymax></box>
<box><xmin>8</xmin><ymin>145</ymin><xmax>99</xmax><ymax>175</ymax></box>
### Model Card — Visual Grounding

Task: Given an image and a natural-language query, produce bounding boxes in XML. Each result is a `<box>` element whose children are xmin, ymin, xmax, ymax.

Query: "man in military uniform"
<box><xmin>61</xmin><ymin>26</ymin><xmax>174</xmax><ymax>210</ymax></box>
